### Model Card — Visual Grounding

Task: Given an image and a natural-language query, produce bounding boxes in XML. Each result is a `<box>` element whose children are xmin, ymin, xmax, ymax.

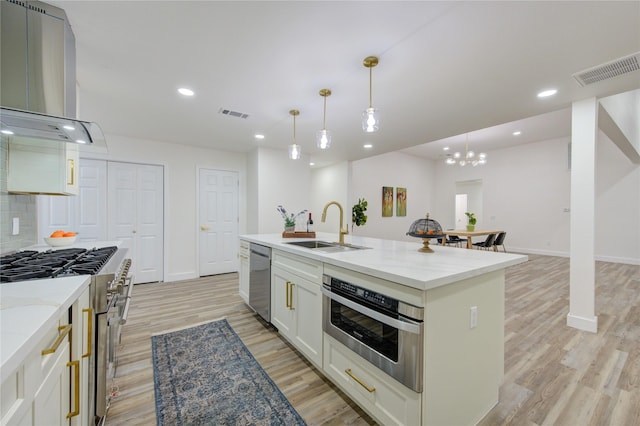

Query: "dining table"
<box><xmin>442</xmin><ymin>229</ymin><xmax>504</xmax><ymax>250</ymax></box>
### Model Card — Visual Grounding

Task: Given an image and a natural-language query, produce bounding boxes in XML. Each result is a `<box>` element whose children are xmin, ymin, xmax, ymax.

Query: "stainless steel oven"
<box><xmin>322</xmin><ymin>274</ymin><xmax>424</xmax><ymax>392</ymax></box>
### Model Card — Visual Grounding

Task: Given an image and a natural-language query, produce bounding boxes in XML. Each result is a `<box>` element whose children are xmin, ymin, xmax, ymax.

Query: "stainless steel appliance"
<box><xmin>0</xmin><ymin>245</ymin><xmax>131</xmax><ymax>424</ymax></box>
<box><xmin>322</xmin><ymin>274</ymin><xmax>424</xmax><ymax>392</ymax></box>
<box><xmin>248</xmin><ymin>243</ymin><xmax>271</xmax><ymax>322</ymax></box>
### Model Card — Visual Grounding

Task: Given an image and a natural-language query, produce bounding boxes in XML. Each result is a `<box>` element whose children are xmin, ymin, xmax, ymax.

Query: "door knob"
<box><xmin>200</xmin><ymin>225</ymin><xmax>209</xmax><ymax>231</ymax></box>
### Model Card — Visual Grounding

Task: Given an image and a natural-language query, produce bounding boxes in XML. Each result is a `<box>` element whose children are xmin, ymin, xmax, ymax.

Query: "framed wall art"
<box><xmin>382</xmin><ymin>186</ymin><xmax>393</xmax><ymax>217</ymax></box>
<box><xmin>396</xmin><ymin>187</ymin><xmax>406</xmax><ymax>216</ymax></box>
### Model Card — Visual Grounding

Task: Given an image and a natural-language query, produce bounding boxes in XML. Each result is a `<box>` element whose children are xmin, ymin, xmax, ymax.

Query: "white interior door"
<box><xmin>108</xmin><ymin>162</ymin><xmax>163</xmax><ymax>283</ymax></box>
<box><xmin>198</xmin><ymin>168</ymin><xmax>238</xmax><ymax>276</ymax></box>
<box><xmin>455</xmin><ymin>194</ymin><xmax>468</xmax><ymax>229</ymax></box>
<box><xmin>38</xmin><ymin>159</ymin><xmax>107</xmax><ymax>243</ymax></box>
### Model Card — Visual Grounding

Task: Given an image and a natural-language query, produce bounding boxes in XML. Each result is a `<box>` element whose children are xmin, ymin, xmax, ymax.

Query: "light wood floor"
<box><xmin>105</xmin><ymin>255</ymin><xmax>640</xmax><ymax>426</ymax></box>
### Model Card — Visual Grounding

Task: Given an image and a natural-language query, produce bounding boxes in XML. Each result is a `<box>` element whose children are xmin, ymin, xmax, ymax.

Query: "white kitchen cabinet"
<box><xmin>238</xmin><ymin>240</ymin><xmax>250</xmax><ymax>303</ymax></box>
<box><xmin>270</xmin><ymin>250</ymin><xmax>323</xmax><ymax>368</ymax></box>
<box><xmin>1</xmin><ymin>313</ymin><xmax>71</xmax><ymax>425</ymax></box>
<box><xmin>7</xmin><ymin>137</ymin><xmax>79</xmax><ymax>195</ymax></box>
<box><xmin>70</xmin><ymin>287</ymin><xmax>91</xmax><ymax>426</ymax></box>
<box><xmin>0</xmin><ymin>288</ymin><xmax>90</xmax><ymax>426</ymax></box>
<box><xmin>324</xmin><ymin>334</ymin><xmax>422</xmax><ymax>426</ymax></box>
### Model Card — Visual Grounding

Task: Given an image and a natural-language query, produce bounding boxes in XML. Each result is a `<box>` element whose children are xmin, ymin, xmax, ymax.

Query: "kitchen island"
<box><xmin>240</xmin><ymin>232</ymin><xmax>527</xmax><ymax>426</ymax></box>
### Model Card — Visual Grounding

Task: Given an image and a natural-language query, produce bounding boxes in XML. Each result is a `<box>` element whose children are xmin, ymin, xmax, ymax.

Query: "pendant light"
<box><xmin>316</xmin><ymin>89</ymin><xmax>332</xmax><ymax>149</ymax></box>
<box><xmin>288</xmin><ymin>109</ymin><xmax>301</xmax><ymax>160</ymax></box>
<box><xmin>445</xmin><ymin>133</ymin><xmax>487</xmax><ymax>166</ymax></box>
<box><xmin>362</xmin><ymin>56</ymin><xmax>380</xmax><ymax>133</ymax></box>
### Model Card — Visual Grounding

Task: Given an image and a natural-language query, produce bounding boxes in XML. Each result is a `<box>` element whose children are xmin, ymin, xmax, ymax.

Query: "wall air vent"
<box><xmin>572</xmin><ymin>52</ymin><xmax>640</xmax><ymax>87</ymax></box>
<box><xmin>218</xmin><ymin>108</ymin><xmax>250</xmax><ymax>119</ymax></box>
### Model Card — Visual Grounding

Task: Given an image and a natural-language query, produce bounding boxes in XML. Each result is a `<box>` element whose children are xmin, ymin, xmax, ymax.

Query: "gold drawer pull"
<box><xmin>345</xmin><ymin>368</ymin><xmax>376</xmax><ymax>393</ymax></box>
<box><xmin>41</xmin><ymin>324</ymin><xmax>72</xmax><ymax>355</ymax></box>
<box><xmin>289</xmin><ymin>282</ymin><xmax>295</xmax><ymax>310</ymax></box>
<box><xmin>285</xmin><ymin>281</ymin><xmax>291</xmax><ymax>308</ymax></box>
<box><xmin>82</xmin><ymin>308</ymin><xmax>93</xmax><ymax>358</ymax></box>
<box><xmin>66</xmin><ymin>360</ymin><xmax>80</xmax><ymax>418</ymax></box>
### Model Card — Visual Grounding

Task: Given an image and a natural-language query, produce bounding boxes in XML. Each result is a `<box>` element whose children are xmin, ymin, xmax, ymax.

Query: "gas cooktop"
<box><xmin>0</xmin><ymin>246</ymin><xmax>118</xmax><ymax>283</ymax></box>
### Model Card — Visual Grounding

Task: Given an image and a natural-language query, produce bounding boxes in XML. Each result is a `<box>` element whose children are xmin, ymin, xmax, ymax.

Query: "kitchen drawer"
<box><xmin>1</xmin><ymin>315</ymin><xmax>70</xmax><ymax>425</ymax></box>
<box><xmin>323</xmin><ymin>334</ymin><xmax>421</xmax><ymax>426</ymax></box>
<box><xmin>239</xmin><ymin>240</ymin><xmax>250</xmax><ymax>255</ymax></box>
<box><xmin>272</xmin><ymin>250</ymin><xmax>322</xmax><ymax>284</ymax></box>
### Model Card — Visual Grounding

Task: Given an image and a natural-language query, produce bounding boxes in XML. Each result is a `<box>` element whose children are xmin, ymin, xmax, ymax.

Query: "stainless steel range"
<box><xmin>0</xmin><ymin>245</ymin><xmax>132</xmax><ymax>425</ymax></box>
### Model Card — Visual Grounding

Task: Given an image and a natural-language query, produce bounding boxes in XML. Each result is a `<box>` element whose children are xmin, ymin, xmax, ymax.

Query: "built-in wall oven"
<box><xmin>322</xmin><ymin>274</ymin><xmax>424</xmax><ymax>392</ymax></box>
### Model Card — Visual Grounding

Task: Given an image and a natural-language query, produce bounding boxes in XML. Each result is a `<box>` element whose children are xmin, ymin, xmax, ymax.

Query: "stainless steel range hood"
<box><xmin>1</xmin><ymin>106</ymin><xmax>107</xmax><ymax>149</ymax></box>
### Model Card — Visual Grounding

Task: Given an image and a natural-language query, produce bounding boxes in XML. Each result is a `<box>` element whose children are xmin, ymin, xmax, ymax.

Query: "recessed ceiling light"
<box><xmin>443</xmin><ymin>146</ymin><xmax>450</xmax><ymax>151</ymax></box>
<box><xmin>513</xmin><ymin>131</ymin><xmax>521</xmax><ymax>136</ymax></box>
<box><xmin>1</xmin><ymin>129</ymin><xmax>14</xmax><ymax>135</ymax></box>
<box><xmin>76</xmin><ymin>139</ymin><xmax>87</xmax><ymax>144</ymax></box>
<box><xmin>178</xmin><ymin>88</ymin><xmax>194</xmax><ymax>96</ymax></box>
<box><xmin>537</xmin><ymin>89</ymin><xmax>557</xmax><ymax>98</ymax></box>
<box><xmin>254</xmin><ymin>134</ymin><xmax>265</xmax><ymax>140</ymax></box>
<box><xmin>63</xmin><ymin>125</ymin><xmax>75</xmax><ymax>131</ymax></box>
<box><xmin>309</xmin><ymin>162</ymin><xmax>315</xmax><ymax>166</ymax></box>
<box><xmin>363</xmin><ymin>144</ymin><xmax>373</xmax><ymax>149</ymax></box>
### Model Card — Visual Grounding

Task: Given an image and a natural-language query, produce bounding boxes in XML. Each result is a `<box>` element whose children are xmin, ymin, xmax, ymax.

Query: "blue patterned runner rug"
<box><xmin>152</xmin><ymin>319</ymin><xmax>306</xmax><ymax>425</ymax></box>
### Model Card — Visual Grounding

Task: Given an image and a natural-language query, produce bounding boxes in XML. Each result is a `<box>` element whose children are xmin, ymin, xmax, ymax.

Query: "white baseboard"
<box><xmin>166</xmin><ymin>271</ymin><xmax>199</xmax><ymax>282</ymax></box>
<box><xmin>510</xmin><ymin>247</ymin><xmax>638</xmax><ymax>265</ymax></box>
<box><xmin>566</xmin><ymin>313</ymin><xmax>598</xmax><ymax>333</ymax></box>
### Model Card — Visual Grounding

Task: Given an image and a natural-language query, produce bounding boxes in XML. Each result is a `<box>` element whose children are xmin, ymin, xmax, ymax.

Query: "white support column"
<box><xmin>567</xmin><ymin>98</ymin><xmax>598</xmax><ymax>333</ymax></box>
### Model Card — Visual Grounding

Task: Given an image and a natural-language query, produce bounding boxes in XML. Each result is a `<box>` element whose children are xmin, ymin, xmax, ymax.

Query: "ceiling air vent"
<box><xmin>572</xmin><ymin>52</ymin><xmax>640</xmax><ymax>87</ymax></box>
<box><xmin>218</xmin><ymin>108</ymin><xmax>250</xmax><ymax>119</ymax></box>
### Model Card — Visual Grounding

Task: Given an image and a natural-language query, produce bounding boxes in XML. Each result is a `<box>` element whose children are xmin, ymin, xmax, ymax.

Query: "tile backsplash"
<box><xmin>1</xmin><ymin>138</ymin><xmax>38</xmax><ymax>253</ymax></box>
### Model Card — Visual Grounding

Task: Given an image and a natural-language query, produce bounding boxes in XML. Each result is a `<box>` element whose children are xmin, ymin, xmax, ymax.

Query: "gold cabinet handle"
<box><xmin>200</xmin><ymin>225</ymin><xmax>209</xmax><ymax>231</ymax></box>
<box><xmin>82</xmin><ymin>308</ymin><xmax>92</xmax><ymax>358</ymax></box>
<box><xmin>67</xmin><ymin>158</ymin><xmax>75</xmax><ymax>186</ymax></box>
<box><xmin>345</xmin><ymin>368</ymin><xmax>376</xmax><ymax>393</ymax></box>
<box><xmin>66</xmin><ymin>360</ymin><xmax>80</xmax><ymax>418</ymax></box>
<box><xmin>285</xmin><ymin>281</ymin><xmax>291</xmax><ymax>308</ymax></box>
<box><xmin>42</xmin><ymin>324</ymin><xmax>72</xmax><ymax>355</ymax></box>
<box><xmin>289</xmin><ymin>282</ymin><xmax>295</xmax><ymax>310</ymax></box>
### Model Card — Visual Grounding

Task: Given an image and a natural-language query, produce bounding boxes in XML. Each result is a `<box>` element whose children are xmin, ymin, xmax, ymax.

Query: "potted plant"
<box><xmin>351</xmin><ymin>198</ymin><xmax>368</xmax><ymax>232</ymax></box>
<box><xmin>277</xmin><ymin>205</ymin><xmax>307</xmax><ymax>232</ymax></box>
<box><xmin>465</xmin><ymin>212</ymin><xmax>476</xmax><ymax>231</ymax></box>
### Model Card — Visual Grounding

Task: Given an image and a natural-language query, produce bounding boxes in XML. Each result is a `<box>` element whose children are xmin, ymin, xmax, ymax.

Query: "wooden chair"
<box><xmin>493</xmin><ymin>232</ymin><xmax>507</xmax><ymax>252</ymax></box>
<box><xmin>473</xmin><ymin>233</ymin><xmax>496</xmax><ymax>250</ymax></box>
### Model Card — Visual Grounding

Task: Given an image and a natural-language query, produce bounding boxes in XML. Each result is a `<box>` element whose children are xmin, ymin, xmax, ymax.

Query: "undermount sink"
<box><xmin>285</xmin><ymin>240</ymin><xmax>370</xmax><ymax>252</ymax></box>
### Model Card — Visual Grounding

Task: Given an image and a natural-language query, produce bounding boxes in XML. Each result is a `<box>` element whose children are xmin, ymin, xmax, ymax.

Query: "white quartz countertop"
<box><xmin>241</xmin><ymin>232</ymin><xmax>527</xmax><ymax>290</ymax></box>
<box><xmin>0</xmin><ymin>275</ymin><xmax>91</xmax><ymax>382</ymax></box>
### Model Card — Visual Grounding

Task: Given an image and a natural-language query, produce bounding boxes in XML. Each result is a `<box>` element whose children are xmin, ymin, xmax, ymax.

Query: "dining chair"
<box><xmin>448</xmin><ymin>235</ymin><xmax>467</xmax><ymax>248</ymax></box>
<box><xmin>493</xmin><ymin>232</ymin><xmax>507</xmax><ymax>252</ymax></box>
<box><xmin>473</xmin><ymin>233</ymin><xmax>496</xmax><ymax>250</ymax></box>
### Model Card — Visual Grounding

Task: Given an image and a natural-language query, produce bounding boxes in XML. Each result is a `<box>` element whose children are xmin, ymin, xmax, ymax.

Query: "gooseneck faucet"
<box><xmin>321</xmin><ymin>201</ymin><xmax>349</xmax><ymax>245</ymax></box>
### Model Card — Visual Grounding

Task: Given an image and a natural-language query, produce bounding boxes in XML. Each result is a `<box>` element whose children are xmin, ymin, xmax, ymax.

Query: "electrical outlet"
<box><xmin>470</xmin><ymin>306</ymin><xmax>478</xmax><ymax>329</ymax></box>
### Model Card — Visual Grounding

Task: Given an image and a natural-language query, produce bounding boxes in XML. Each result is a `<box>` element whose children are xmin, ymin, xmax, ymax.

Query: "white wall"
<box><xmin>310</xmin><ymin>161</ymin><xmax>349</xmax><ymax>236</ymax></box>
<box><xmin>84</xmin><ymin>133</ymin><xmax>247</xmax><ymax>282</ymax></box>
<box><xmin>348</xmin><ymin>151</ymin><xmax>437</xmax><ymax>242</ymax></box>
<box><xmin>252</xmin><ymin>147</ymin><xmax>311</xmax><ymax>233</ymax></box>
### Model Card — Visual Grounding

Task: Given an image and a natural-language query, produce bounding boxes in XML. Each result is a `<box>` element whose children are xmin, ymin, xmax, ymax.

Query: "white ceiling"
<box><xmin>49</xmin><ymin>1</ymin><xmax>640</xmax><ymax>167</ymax></box>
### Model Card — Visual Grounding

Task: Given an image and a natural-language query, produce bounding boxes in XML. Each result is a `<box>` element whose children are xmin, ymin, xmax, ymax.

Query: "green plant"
<box><xmin>277</xmin><ymin>205</ymin><xmax>307</xmax><ymax>227</ymax></box>
<box><xmin>465</xmin><ymin>212</ymin><xmax>477</xmax><ymax>225</ymax></box>
<box><xmin>352</xmin><ymin>198</ymin><xmax>368</xmax><ymax>227</ymax></box>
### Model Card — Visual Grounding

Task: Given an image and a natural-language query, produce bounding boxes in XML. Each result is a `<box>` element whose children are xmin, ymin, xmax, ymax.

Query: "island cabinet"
<box><xmin>324</xmin><ymin>334</ymin><xmax>422</xmax><ymax>426</ymax></box>
<box><xmin>0</xmin><ymin>286</ymin><xmax>90</xmax><ymax>426</ymax></box>
<box><xmin>270</xmin><ymin>250</ymin><xmax>323</xmax><ymax>368</ymax></box>
<box><xmin>238</xmin><ymin>240</ymin><xmax>250</xmax><ymax>304</ymax></box>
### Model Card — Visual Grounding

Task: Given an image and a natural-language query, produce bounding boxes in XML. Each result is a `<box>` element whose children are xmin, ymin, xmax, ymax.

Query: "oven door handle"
<box><xmin>120</xmin><ymin>276</ymin><xmax>135</xmax><ymax>324</ymax></box>
<box><xmin>321</xmin><ymin>287</ymin><xmax>422</xmax><ymax>334</ymax></box>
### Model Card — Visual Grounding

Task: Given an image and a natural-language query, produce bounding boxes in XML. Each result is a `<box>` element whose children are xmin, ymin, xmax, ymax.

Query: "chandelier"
<box><xmin>445</xmin><ymin>134</ymin><xmax>487</xmax><ymax>166</ymax></box>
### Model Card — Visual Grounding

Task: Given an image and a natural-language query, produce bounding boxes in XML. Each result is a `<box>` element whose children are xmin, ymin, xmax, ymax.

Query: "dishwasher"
<box><xmin>248</xmin><ymin>243</ymin><xmax>272</xmax><ymax>322</ymax></box>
